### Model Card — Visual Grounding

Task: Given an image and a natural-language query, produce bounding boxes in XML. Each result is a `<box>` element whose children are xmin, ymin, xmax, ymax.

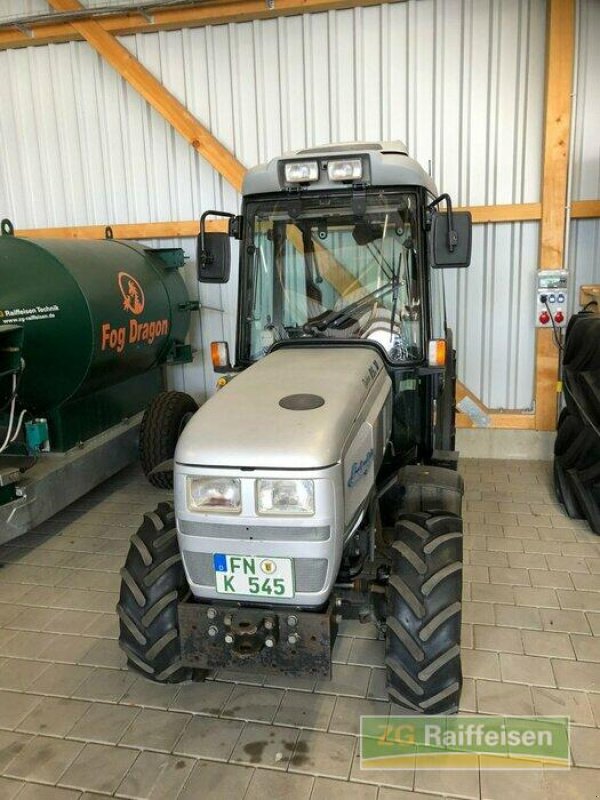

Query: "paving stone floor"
<box><xmin>0</xmin><ymin>459</ymin><xmax>598</xmax><ymax>800</ymax></box>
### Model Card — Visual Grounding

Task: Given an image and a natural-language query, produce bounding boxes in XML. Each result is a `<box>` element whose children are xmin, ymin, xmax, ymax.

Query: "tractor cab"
<box><xmin>198</xmin><ymin>141</ymin><xmax>471</xmax><ymax>462</ymax></box>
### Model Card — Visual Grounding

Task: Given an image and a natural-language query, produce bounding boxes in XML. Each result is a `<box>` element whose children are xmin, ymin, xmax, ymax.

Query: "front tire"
<box><xmin>117</xmin><ymin>502</ymin><xmax>192</xmax><ymax>683</ymax></box>
<box><xmin>385</xmin><ymin>511</ymin><xmax>463</xmax><ymax>714</ymax></box>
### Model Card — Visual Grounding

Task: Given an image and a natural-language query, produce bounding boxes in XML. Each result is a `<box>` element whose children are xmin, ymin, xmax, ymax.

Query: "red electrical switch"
<box><xmin>539</xmin><ymin>311</ymin><xmax>550</xmax><ymax>325</ymax></box>
<box><xmin>555</xmin><ymin>310</ymin><xmax>564</xmax><ymax>324</ymax></box>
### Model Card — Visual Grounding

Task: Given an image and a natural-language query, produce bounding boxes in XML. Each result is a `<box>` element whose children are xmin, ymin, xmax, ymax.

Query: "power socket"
<box><xmin>537</xmin><ymin>270</ymin><xmax>568</xmax><ymax>328</ymax></box>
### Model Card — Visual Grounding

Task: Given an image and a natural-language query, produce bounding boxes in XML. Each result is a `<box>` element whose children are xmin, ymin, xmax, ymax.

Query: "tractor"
<box><xmin>118</xmin><ymin>141</ymin><xmax>472</xmax><ymax>714</ymax></box>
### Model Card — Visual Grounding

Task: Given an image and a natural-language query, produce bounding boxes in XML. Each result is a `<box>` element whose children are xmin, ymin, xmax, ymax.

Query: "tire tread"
<box><xmin>117</xmin><ymin>502</ymin><xmax>191</xmax><ymax>683</ymax></box>
<box><xmin>386</xmin><ymin>511</ymin><xmax>463</xmax><ymax>714</ymax></box>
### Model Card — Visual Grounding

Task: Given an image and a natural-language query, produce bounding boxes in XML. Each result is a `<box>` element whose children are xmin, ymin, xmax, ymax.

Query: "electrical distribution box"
<box><xmin>536</xmin><ymin>270</ymin><xmax>568</xmax><ymax>328</ymax></box>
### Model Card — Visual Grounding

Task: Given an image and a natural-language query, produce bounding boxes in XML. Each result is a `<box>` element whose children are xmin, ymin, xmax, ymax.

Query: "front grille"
<box><xmin>293</xmin><ymin>558</ymin><xmax>329</xmax><ymax>593</ymax></box>
<box><xmin>183</xmin><ymin>551</ymin><xmax>328</xmax><ymax>594</ymax></box>
<box><xmin>179</xmin><ymin>519</ymin><xmax>330</xmax><ymax>542</ymax></box>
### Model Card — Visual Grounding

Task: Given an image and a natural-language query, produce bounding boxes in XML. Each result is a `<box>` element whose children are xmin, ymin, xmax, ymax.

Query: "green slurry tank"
<box><xmin>0</xmin><ymin>218</ymin><xmax>198</xmax><ymax>541</ymax></box>
<box><xmin>0</xmin><ymin>219</ymin><xmax>194</xmax><ymax>451</ymax></box>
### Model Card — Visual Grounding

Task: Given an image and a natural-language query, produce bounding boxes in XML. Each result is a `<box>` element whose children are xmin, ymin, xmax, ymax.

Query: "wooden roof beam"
<box><xmin>47</xmin><ymin>0</ymin><xmax>246</xmax><ymax>193</ymax></box>
<box><xmin>13</xmin><ymin>198</ymin><xmax>599</xmax><ymax>241</ymax></box>
<box><xmin>0</xmin><ymin>0</ymin><xmax>390</xmax><ymax>50</ymax></box>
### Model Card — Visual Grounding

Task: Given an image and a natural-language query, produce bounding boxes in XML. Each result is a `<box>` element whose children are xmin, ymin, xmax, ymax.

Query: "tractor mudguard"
<box><xmin>381</xmin><ymin>464</ymin><xmax>464</xmax><ymax>522</ymax></box>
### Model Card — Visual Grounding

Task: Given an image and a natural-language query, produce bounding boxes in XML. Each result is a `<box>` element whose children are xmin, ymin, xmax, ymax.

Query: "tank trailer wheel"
<box><xmin>139</xmin><ymin>391</ymin><xmax>198</xmax><ymax>489</ymax></box>
<box><xmin>385</xmin><ymin>511</ymin><xmax>463</xmax><ymax>714</ymax></box>
<box><xmin>117</xmin><ymin>502</ymin><xmax>192</xmax><ymax>683</ymax></box>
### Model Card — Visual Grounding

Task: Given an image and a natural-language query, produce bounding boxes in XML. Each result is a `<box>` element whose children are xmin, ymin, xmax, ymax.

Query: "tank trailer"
<box><xmin>0</xmin><ymin>223</ymin><xmax>194</xmax><ymax>540</ymax></box>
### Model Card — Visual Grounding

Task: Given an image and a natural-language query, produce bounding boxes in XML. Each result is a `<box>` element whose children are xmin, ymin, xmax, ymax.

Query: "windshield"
<box><xmin>241</xmin><ymin>190</ymin><xmax>423</xmax><ymax>364</ymax></box>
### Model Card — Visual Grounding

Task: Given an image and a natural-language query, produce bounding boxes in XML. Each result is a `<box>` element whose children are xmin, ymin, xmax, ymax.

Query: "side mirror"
<box><xmin>431</xmin><ymin>210</ymin><xmax>472</xmax><ymax>269</ymax></box>
<box><xmin>197</xmin><ymin>232</ymin><xmax>231</xmax><ymax>283</ymax></box>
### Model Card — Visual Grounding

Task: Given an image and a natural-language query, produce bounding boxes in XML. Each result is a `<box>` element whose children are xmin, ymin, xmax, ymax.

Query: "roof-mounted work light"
<box><xmin>327</xmin><ymin>158</ymin><xmax>363</xmax><ymax>181</ymax></box>
<box><xmin>284</xmin><ymin>161</ymin><xmax>319</xmax><ymax>183</ymax></box>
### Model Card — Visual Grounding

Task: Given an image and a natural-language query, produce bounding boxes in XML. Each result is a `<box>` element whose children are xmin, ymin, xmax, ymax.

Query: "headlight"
<box><xmin>284</xmin><ymin>160</ymin><xmax>319</xmax><ymax>183</ymax></box>
<box><xmin>187</xmin><ymin>477</ymin><xmax>241</xmax><ymax>513</ymax></box>
<box><xmin>256</xmin><ymin>479</ymin><xmax>314</xmax><ymax>516</ymax></box>
<box><xmin>327</xmin><ymin>158</ymin><xmax>363</xmax><ymax>181</ymax></box>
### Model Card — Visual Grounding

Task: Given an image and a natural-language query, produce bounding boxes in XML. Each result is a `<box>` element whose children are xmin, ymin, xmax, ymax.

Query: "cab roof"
<box><xmin>242</xmin><ymin>141</ymin><xmax>438</xmax><ymax>197</ymax></box>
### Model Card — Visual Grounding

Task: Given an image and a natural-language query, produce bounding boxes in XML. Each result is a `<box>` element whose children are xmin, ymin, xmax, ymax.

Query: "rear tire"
<box><xmin>385</xmin><ymin>511</ymin><xmax>463</xmax><ymax>714</ymax></box>
<box><xmin>117</xmin><ymin>502</ymin><xmax>192</xmax><ymax>683</ymax></box>
<box><xmin>140</xmin><ymin>391</ymin><xmax>198</xmax><ymax>489</ymax></box>
<box><xmin>553</xmin><ymin>458</ymin><xmax>584</xmax><ymax>519</ymax></box>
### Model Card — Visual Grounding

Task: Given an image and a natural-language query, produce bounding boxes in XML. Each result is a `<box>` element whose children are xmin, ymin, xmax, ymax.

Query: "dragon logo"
<box><xmin>117</xmin><ymin>272</ymin><xmax>145</xmax><ymax>316</ymax></box>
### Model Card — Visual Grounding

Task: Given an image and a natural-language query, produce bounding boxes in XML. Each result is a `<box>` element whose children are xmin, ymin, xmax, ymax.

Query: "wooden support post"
<box><xmin>47</xmin><ymin>0</ymin><xmax>246</xmax><ymax>193</ymax></box>
<box><xmin>535</xmin><ymin>0</ymin><xmax>575</xmax><ymax>431</ymax></box>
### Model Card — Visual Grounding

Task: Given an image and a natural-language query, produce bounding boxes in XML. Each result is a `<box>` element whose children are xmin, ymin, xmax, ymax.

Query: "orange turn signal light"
<box><xmin>211</xmin><ymin>341</ymin><xmax>231</xmax><ymax>371</ymax></box>
<box><xmin>428</xmin><ymin>339</ymin><xmax>446</xmax><ymax>367</ymax></box>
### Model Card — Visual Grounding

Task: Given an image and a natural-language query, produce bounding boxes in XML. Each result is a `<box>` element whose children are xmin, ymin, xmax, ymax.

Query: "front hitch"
<box><xmin>178</xmin><ymin>599</ymin><xmax>336</xmax><ymax>677</ymax></box>
<box><xmin>225</xmin><ymin>614</ymin><xmax>280</xmax><ymax>656</ymax></box>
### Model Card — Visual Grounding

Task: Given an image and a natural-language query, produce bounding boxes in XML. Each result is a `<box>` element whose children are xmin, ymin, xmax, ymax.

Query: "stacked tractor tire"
<box><xmin>554</xmin><ymin>311</ymin><xmax>600</xmax><ymax>534</ymax></box>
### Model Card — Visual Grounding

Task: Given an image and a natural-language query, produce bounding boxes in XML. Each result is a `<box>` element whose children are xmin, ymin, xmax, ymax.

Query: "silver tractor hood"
<box><xmin>175</xmin><ymin>346</ymin><xmax>390</xmax><ymax>470</ymax></box>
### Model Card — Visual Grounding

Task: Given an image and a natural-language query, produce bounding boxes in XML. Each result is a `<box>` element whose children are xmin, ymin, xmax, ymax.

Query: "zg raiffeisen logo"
<box><xmin>360</xmin><ymin>715</ymin><xmax>570</xmax><ymax>770</ymax></box>
<box><xmin>118</xmin><ymin>271</ymin><xmax>145</xmax><ymax>315</ymax></box>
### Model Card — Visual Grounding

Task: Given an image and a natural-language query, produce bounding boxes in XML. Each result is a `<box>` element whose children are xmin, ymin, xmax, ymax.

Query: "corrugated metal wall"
<box><xmin>0</xmin><ymin>0</ymin><xmax>128</xmax><ymax>22</ymax></box>
<box><xmin>0</xmin><ymin>0</ymin><xmax>595</xmax><ymax>409</ymax></box>
<box><xmin>568</xmin><ymin>0</ymin><xmax>600</xmax><ymax>317</ymax></box>
<box><xmin>0</xmin><ymin>2</ymin><xmax>49</xmax><ymax>23</ymax></box>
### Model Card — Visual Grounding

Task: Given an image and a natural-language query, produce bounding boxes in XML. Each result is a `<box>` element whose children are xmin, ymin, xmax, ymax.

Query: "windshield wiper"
<box><xmin>303</xmin><ymin>282</ymin><xmax>396</xmax><ymax>334</ymax></box>
<box><xmin>305</xmin><ymin>243</ymin><xmax>411</xmax><ymax>338</ymax></box>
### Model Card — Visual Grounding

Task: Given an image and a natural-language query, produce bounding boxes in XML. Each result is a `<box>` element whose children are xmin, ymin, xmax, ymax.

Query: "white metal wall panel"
<box><xmin>569</xmin><ymin>220</ymin><xmax>600</xmax><ymax>319</ymax></box>
<box><xmin>0</xmin><ymin>0</ymin><xmax>136</xmax><ymax>21</ymax></box>
<box><xmin>568</xmin><ymin>0</ymin><xmax>600</xmax><ymax>318</ymax></box>
<box><xmin>444</xmin><ymin>222</ymin><xmax>539</xmax><ymax>410</ymax></box>
<box><xmin>571</xmin><ymin>0</ymin><xmax>600</xmax><ymax>203</ymax></box>
<box><xmin>0</xmin><ymin>0</ymin><xmax>553</xmax><ymax>408</ymax></box>
<box><xmin>0</xmin><ymin>2</ymin><xmax>48</xmax><ymax>24</ymax></box>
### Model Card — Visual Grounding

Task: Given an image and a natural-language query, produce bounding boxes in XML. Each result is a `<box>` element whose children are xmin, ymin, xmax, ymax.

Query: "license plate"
<box><xmin>213</xmin><ymin>554</ymin><xmax>294</xmax><ymax>598</ymax></box>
